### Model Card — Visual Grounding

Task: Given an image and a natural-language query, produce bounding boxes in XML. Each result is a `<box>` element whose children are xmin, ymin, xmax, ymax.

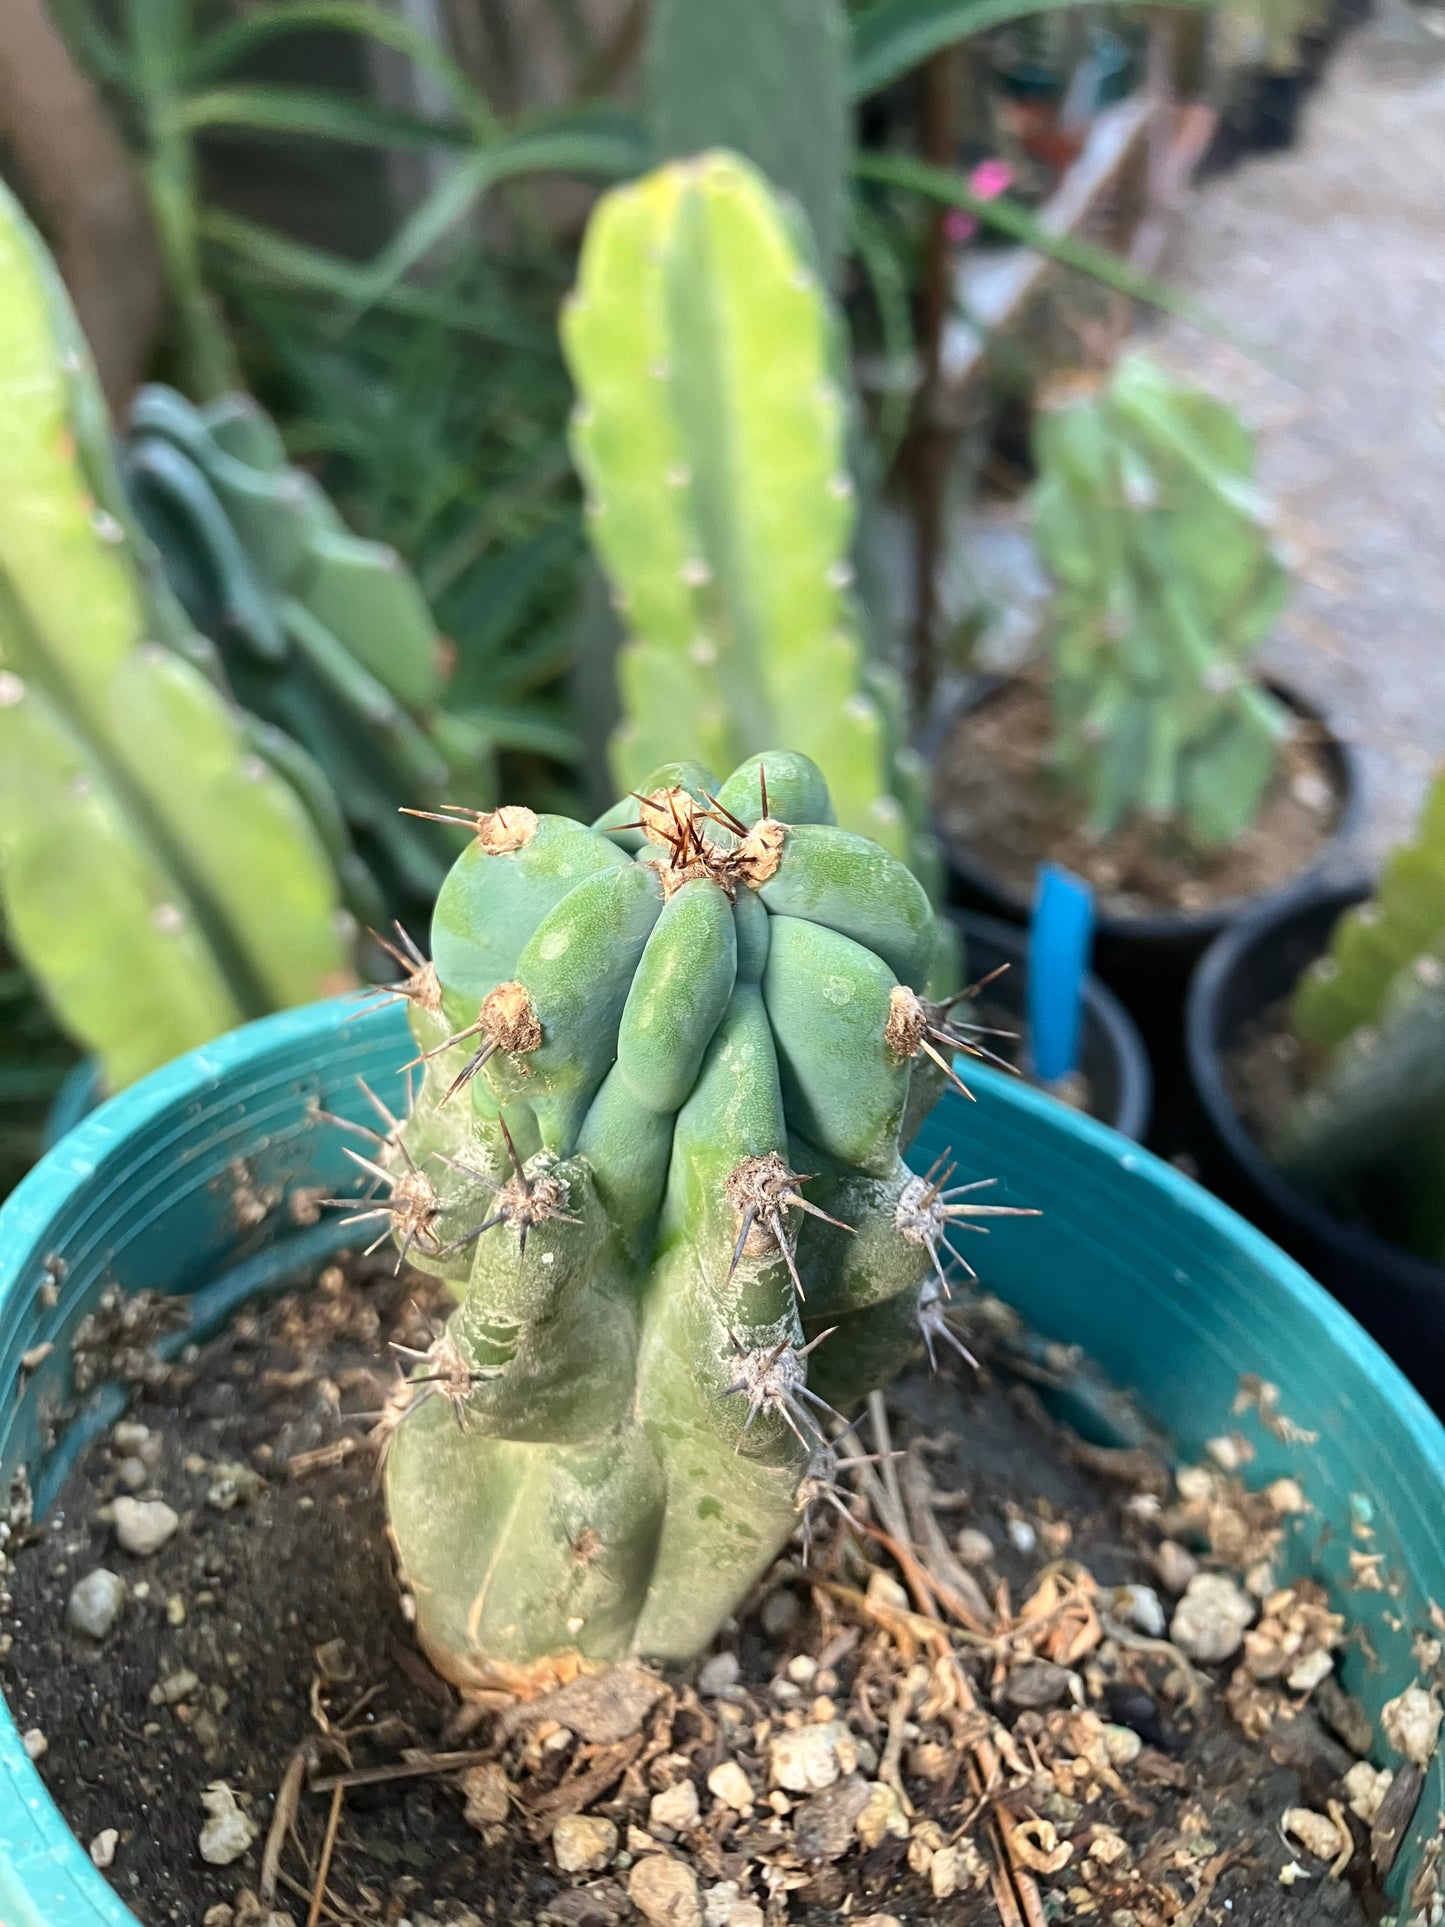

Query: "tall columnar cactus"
<box><xmin>1276</xmin><ymin>768</ymin><xmax>1445</xmax><ymax>1262</ymax></box>
<box><xmin>120</xmin><ymin>385</ymin><xmax>493</xmax><ymax>930</ymax></box>
<box><xmin>0</xmin><ymin>180</ymin><xmax>351</xmax><ymax>1092</ymax></box>
<box><xmin>369</xmin><ymin>753</ymin><xmax>1020</xmax><ymax>1686</ymax></box>
<box><xmin>560</xmin><ymin>152</ymin><xmax>942</xmax><ymax>908</ymax></box>
<box><xmin>1031</xmin><ymin>353</ymin><xmax>1294</xmax><ymax>847</ymax></box>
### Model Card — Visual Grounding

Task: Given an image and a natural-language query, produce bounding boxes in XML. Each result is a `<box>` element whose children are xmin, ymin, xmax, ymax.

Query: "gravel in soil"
<box><xmin>933</xmin><ymin>678</ymin><xmax>1343</xmax><ymax>920</ymax></box>
<box><xmin>1</xmin><ymin>1259</ymin><xmax>1407</xmax><ymax>1927</ymax></box>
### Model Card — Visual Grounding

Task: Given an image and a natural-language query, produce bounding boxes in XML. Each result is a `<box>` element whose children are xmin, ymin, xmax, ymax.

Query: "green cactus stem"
<box><xmin>1031</xmin><ymin>352</ymin><xmax>1294</xmax><ymax>848</ymax></box>
<box><xmin>1277</xmin><ymin>766</ymin><xmax>1445</xmax><ymax>1262</ymax></box>
<box><xmin>560</xmin><ymin>151</ymin><xmax>942</xmax><ymax>908</ymax></box>
<box><xmin>362</xmin><ymin>753</ymin><xmax>1031</xmax><ymax>1689</ymax></box>
<box><xmin>0</xmin><ymin>180</ymin><xmax>351</xmax><ymax>1092</ymax></box>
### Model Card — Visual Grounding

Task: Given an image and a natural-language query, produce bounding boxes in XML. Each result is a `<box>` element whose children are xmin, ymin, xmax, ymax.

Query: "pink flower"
<box><xmin>944</xmin><ymin>159</ymin><xmax>1014</xmax><ymax>244</ymax></box>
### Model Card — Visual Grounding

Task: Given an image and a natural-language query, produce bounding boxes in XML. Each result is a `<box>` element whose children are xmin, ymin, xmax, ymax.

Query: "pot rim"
<box><xmin>924</xmin><ymin>672</ymin><xmax>1365</xmax><ymax>943</ymax></box>
<box><xmin>1184</xmin><ymin>874</ymin><xmax>1445</xmax><ymax>1292</ymax></box>
<box><xmin>1</xmin><ymin>994</ymin><xmax>1442</xmax><ymax>1922</ymax></box>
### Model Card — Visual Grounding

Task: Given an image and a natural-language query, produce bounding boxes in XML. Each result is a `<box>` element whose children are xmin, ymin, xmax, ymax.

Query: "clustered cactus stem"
<box><xmin>1031</xmin><ymin>352</ymin><xmax>1294</xmax><ymax>848</ymax></box>
<box><xmin>1277</xmin><ymin>765</ymin><xmax>1445</xmax><ymax>1262</ymax></box>
<box><xmin>344</xmin><ymin>751</ymin><xmax>1031</xmax><ymax>1689</ymax></box>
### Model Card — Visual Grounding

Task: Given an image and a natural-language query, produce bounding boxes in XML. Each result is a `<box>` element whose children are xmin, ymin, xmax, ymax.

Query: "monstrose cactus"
<box><xmin>561</xmin><ymin>152</ymin><xmax>942</xmax><ymax>907</ymax></box>
<box><xmin>367</xmin><ymin>753</ymin><xmax>1020</xmax><ymax>1687</ymax></box>
<box><xmin>1031</xmin><ymin>353</ymin><xmax>1294</xmax><ymax>847</ymax></box>
<box><xmin>0</xmin><ymin>180</ymin><xmax>350</xmax><ymax>1092</ymax></box>
<box><xmin>1276</xmin><ymin>767</ymin><xmax>1445</xmax><ymax>1262</ymax></box>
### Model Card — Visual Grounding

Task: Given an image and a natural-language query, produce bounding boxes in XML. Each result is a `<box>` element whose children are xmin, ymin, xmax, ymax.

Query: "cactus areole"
<box><xmin>371</xmin><ymin>754</ymin><xmax>1012</xmax><ymax>1690</ymax></box>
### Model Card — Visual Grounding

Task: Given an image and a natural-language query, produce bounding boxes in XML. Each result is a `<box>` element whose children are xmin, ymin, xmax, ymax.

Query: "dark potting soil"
<box><xmin>934</xmin><ymin>679</ymin><xmax>1344</xmax><ymax>920</ymax></box>
<box><xmin>1</xmin><ymin>1257</ymin><xmax>1391</xmax><ymax>1927</ymax></box>
<box><xmin>1221</xmin><ymin>996</ymin><xmax>1320</xmax><ymax>1153</ymax></box>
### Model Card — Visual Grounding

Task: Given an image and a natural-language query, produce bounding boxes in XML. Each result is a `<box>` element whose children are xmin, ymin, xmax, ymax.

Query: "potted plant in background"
<box><xmin>1187</xmin><ymin>764</ymin><xmax>1445</xmax><ymax>1401</ymax></box>
<box><xmin>928</xmin><ymin>351</ymin><xmax>1361</xmax><ymax>1051</ymax></box>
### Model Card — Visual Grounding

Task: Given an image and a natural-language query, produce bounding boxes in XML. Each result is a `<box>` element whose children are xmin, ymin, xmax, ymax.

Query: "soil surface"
<box><xmin>2</xmin><ymin>1259</ymin><xmax>1398</xmax><ymax>1927</ymax></box>
<box><xmin>932</xmin><ymin>678</ymin><xmax>1343</xmax><ymax>919</ymax></box>
<box><xmin>1222</xmin><ymin>997</ymin><xmax>1320</xmax><ymax>1153</ymax></box>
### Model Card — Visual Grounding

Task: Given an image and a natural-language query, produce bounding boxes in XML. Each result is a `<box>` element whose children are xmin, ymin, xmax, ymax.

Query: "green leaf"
<box><xmin>185</xmin><ymin>1</ymin><xmax>500</xmax><ymax>138</ymax></box>
<box><xmin>201</xmin><ymin>212</ymin><xmax>541</xmax><ymax>346</ymax></box>
<box><xmin>46</xmin><ymin>0</ymin><xmax>134</xmax><ymax>87</ymax></box>
<box><xmin>340</xmin><ymin>109</ymin><xmax>653</xmax><ymax>323</ymax></box>
<box><xmin>852</xmin><ymin>154</ymin><xmax>1221</xmax><ymax>332</ymax></box>
<box><xmin>174</xmin><ymin>85</ymin><xmax>468</xmax><ymax>148</ymax></box>
<box><xmin>849</xmin><ymin>0</ymin><xmax>1212</xmax><ymax>99</ymax></box>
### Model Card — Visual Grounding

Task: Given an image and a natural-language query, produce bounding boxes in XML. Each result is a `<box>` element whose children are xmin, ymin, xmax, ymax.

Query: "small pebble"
<box><xmin>650</xmin><ymin>1780</ymin><xmax>701</xmax><ymax>1832</ymax></box>
<box><xmin>112</xmin><ymin>1421</ymin><xmax>151</xmax><ymax>1456</ymax></box>
<box><xmin>166</xmin><ymin>1594</ymin><xmax>187</xmax><ymax>1627</ymax></box>
<box><xmin>1344</xmin><ymin>1760</ymin><xmax>1393</xmax><ymax>1823</ymax></box>
<box><xmin>1382</xmin><ymin>1684</ymin><xmax>1441</xmax><ymax>1767</ymax></box>
<box><xmin>156</xmin><ymin>1668</ymin><xmax>200</xmax><ymax>1705</ymax></box>
<box><xmin>67</xmin><ymin>1568</ymin><xmax>127</xmax><ymax>1640</ymax></box>
<box><xmin>1153</xmin><ymin>1540</ymin><xmax>1199</xmax><ymax>1594</ymax></box>
<box><xmin>1116</xmin><ymin>1583</ymin><xmax>1166</xmax><ymax>1638</ymax></box>
<box><xmin>89</xmin><ymin>1829</ymin><xmax>118</xmax><ymax>1869</ymax></box>
<box><xmin>552</xmin><ymin>1812</ymin><xmax>616</xmax><ymax>1873</ymax></box>
<box><xmin>198</xmin><ymin>1782</ymin><xmax>256</xmax><ymax>1865</ymax></box>
<box><xmin>697</xmin><ymin>1651</ymin><xmax>740</xmax><ymax>1697</ymax></box>
<box><xmin>1102</xmin><ymin>1723</ymin><xmax>1143</xmax><ymax>1767</ymax></box>
<box><xmin>116</xmin><ymin>1457</ymin><xmax>149</xmax><ymax>1491</ymax></box>
<box><xmin>629</xmin><ymin>1853</ymin><xmax>702</xmax><ymax>1927</ymax></box>
<box><xmin>1007</xmin><ymin>1518</ymin><xmax>1037</xmax><ymax>1556</ymax></box>
<box><xmin>760</xmin><ymin>1589</ymin><xmax>799</xmax><ymax>1637</ymax></box>
<box><xmin>1170</xmin><ymin>1571</ymin><xmax>1255</xmax><ymax>1663</ymax></box>
<box><xmin>113</xmin><ymin>1496</ymin><xmax>179</xmax><ymax>1557</ymax></box>
<box><xmin>1001</xmin><ymin>1659</ymin><xmax>1072</xmax><ymax>1709</ymax></box>
<box><xmin>462</xmin><ymin>1762</ymin><xmax>510</xmax><ymax>1828</ymax></box>
<box><xmin>21</xmin><ymin>1727</ymin><xmax>47</xmax><ymax>1761</ymax></box>
<box><xmin>955</xmin><ymin>1528</ymin><xmax>995</xmax><ymax>1567</ymax></box>
<box><xmin>786</xmin><ymin>1654</ymin><xmax>817</xmax><ymax>1686</ymax></box>
<box><xmin>1283</xmin><ymin>1805</ymin><xmax>1346</xmax><ymax>1861</ymax></box>
<box><xmin>769</xmin><ymin>1720</ymin><xmax>855</xmax><ymax>1792</ymax></box>
<box><xmin>707</xmin><ymin>1760</ymin><xmax>755</xmax><ymax>1813</ymax></box>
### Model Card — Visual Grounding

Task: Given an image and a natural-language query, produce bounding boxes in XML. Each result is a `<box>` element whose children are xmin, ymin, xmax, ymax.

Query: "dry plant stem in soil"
<box><xmin>0</xmin><ymin>1254</ymin><xmax>1398</xmax><ymax>1927</ymax></box>
<box><xmin>934</xmin><ymin>679</ymin><xmax>1344</xmax><ymax>919</ymax></box>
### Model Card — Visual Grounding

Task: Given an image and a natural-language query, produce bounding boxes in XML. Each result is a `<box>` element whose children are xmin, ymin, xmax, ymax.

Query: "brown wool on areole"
<box><xmin>399</xmin><ymin>803</ymin><xmax>539</xmax><ymax>854</ymax></box>
<box><xmin>620</xmin><ymin>785</ymin><xmax>785</xmax><ymax>899</ymax></box>
<box><xmin>415</xmin><ymin>979</ymin><xmax>543</xmax><ymax>1104</ymax></box>
<box><xmin>723</xmin><ymin>1151</ymin><xmax>853</xmax><ymax>1301</ymax></box>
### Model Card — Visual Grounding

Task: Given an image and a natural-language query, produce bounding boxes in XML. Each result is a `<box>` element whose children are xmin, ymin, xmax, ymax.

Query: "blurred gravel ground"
<box><xmin>1141</xmin><ymin>15</ymin><xmax>1445</xmax><ymax>860</ymax></box>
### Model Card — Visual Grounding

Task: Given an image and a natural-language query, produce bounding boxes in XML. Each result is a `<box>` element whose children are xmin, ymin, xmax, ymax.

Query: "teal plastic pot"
<box><xmin>0</xmin><ymin>997</ymin><xmax>1442</xmax><ymax>1920</ymax></box>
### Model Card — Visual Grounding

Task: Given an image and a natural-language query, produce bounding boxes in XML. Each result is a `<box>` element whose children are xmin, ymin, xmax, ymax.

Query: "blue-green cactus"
<box><xmin>369</xmin><ymin>754</ymin><xmax>1027</xmax><ymax>1687</ymax></box>
<box><xmin>120</xmin><ymin>385</ymin><xmax>493</xmax><ymax>929</ymax></box>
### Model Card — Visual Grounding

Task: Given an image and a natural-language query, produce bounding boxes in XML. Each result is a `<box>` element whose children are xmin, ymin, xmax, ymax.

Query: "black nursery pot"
<box><xmin>925</xmin><ymin>676</ymin><xmax>1364</xmax><ymax>1072</ymax></box>
<box><xmin>1185</xmin><ymin>880</ymin><xmax>1445</xmax><ymax>1406</ymax></box>
<box><xmin>947</xmin><ymin>909</ymin><xmax>1152</xmax><ymax>1141</ymax></box>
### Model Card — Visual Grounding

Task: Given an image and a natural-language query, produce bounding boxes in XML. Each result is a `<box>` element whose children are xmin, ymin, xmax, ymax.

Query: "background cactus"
<box><xmin>1276</xmin><ymin>767</ymin><xmax>1445</xmax><ymax>1262</ymax></box>
<box><xmin>560</xmin><ymin>152</ymin><xmax>943</xmax><ymax>910</ymax></box>
<box><xmin>371</xmin><ymin>752</ymin><xmax>1016</xmax><ymax>1684</ymax></box>
<box><xmin>120</xmin><ymin>385</ymin><xmax>492</xmax><ymax>931</ymax></box>
<box><xmin>0</xmin><ymin>179</ymin><xmax>351</xmax><ymax>1093</ymax></box>
<box><xmin>1031</xmin><ymin>352</ymin><xmax>1294</xmax><ymax>847</ymax></box>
